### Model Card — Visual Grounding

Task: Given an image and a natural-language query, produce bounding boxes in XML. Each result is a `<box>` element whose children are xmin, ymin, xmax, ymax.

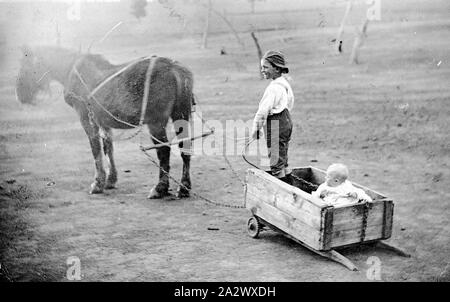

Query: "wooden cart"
<box><xmin>244</xmin><ymin>166</ymin><xmax>410</xmax><ymax>271</ymax></box>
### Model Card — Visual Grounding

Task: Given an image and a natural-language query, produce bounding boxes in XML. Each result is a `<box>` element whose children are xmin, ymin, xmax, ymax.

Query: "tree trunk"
<box><xmin>201</xmin><ymin>0</ymin><xmax>212</xmax><ymax>49</ymax></box>
<box><xmin>349</xmin><ymin>18</ymin><xmax>369</xmax><ymax>64</ymax></box>
<box><xmin>55</xmin><ymin>22</ymin><xmax>61</xmax><ymax>46</ymax></box>
<box><xmin>251</xmin><ymin>32</ymin><xmax>263</xmax><ymax>79</ymax></box>
<box><xmin>334</xmin><ymin>0</ymin><xmax>352</xmax><ymax>54</ymax></box>
<box><xmin>201</xmin><ymin>1</ymin><xmax>245</xmax><ymax>49</ymax></box>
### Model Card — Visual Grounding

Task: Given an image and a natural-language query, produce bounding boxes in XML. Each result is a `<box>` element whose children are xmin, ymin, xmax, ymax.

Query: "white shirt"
<box><xmin>252</xmin><ymin>75</ymin><xmax>294</xmax><ymax>134</ymax></box>
<box><xmin>312</xmin><ymin>180</ymin><xmax>373</xmax><ymax>206</ymax></box>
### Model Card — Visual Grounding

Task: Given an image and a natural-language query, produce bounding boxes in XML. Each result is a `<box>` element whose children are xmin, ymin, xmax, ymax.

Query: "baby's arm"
<box><xmin>355</xmin><ymin>188</ymin><xmax>372</xmax><ymax>202</ymax></box>
<box><xmin>346</xmin><ymin>192</ymin><xmax>358</xmax><ymax>199</ymax></box>
<box><xmin>312</xmin><ymin>184</ymin><xmax>326</xmax><ymax>199</ymax></box>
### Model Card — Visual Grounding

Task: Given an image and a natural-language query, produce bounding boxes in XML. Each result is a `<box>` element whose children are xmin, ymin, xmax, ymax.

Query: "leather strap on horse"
<box><xmin>139</xmin><ymin>56</ymin><xmax>158</xmax><ymax>127</ymax></box>
<box><xmin>88</xmin><ymin>56</ymin><xmax>153</xmax><ymax>99</ymax></box>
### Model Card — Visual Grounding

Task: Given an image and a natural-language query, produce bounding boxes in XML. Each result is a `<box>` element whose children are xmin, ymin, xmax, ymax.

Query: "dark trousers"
<box><xmin>264</xmin><ymin>109</ymin><xmax>293</xmax><ymax>178</ymax></box>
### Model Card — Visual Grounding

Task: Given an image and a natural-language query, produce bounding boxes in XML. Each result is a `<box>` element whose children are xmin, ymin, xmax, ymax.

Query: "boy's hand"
<box><xmin>251</xmin><ymin>130</ymin><xmax>260</xmax><ymax>140</ymax></box>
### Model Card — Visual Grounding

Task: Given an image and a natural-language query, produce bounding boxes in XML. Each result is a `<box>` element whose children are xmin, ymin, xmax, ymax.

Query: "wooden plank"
<box><xmin>246</xmin><ymin>183</ymin><xmax>322</xmax><ymax>229</ymax></box>
<box><xmin>327</xmin><ymin>250</ymin><xmax>358</xmax><ymax>271</ymax></box>
<box><xmin>330</xmin><ymin>224</ymin><xmax>384</xmax><ymax>248</ymax></box>
<box><xmin>247</xmin><ymin>169</ymin><xmax>324</xmax><ymax>215</ymax></box>
<box><xmin>321</xmin><ymin>206</ymin><xmax>334</xmax><ymax>251</ymax></box>
<box><xmin>308</xmin><ymin>167</ymin><xmax>327</xmax><ymax>185</ymax></box>
<box><xmin>382</xmin><ymin>199</ymin><xmax>394</xmax><ymax>239</ymax></box>
<box><xmin>375</xmin><ymin>241</ymin><xmax>410</xmax><ymax>257</ymax></box>
<box><xmin>332</xmin><ymin>210</ymin><xmax>384</xmax><ymax>232</ymax></box>
<box><xmin>248</xmin><ymin>168</ymin><xmax>327</xmax><ymax>209</ymax></box>
<box><xmin>246</xmin><ymin>194</ymin><xmax>322</xmax><ymax>250</ymax></box>
<box><xmin>332</xmin><ymin>201</ymin><xmax>385</xmax><ymax>231</ymax></box>
<box><xmin>246</xmin><ymin>172</ymin><xmax>322</xmax><ymax>228</ymax></box>
<box><xmin>264</xmin><ymin>220</ymin><xmax>359</xmax><ymax>271</ymax></box>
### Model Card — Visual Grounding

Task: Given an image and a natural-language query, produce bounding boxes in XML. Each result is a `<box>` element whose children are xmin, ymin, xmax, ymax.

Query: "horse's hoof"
<box><xmin>89</xmin><ymin>183</ymin><xmax>104</xmax><ymax>194</ymax></box>
<box><xmin>105</xmin><ymin>174</ymin><xmax>117</xmax><ymax>190</ymax></box>
<box><xmin>147</xmin><ymin>186</ymin><xmax>169</xmax><ymax>199</ymax></box>
<box><xmin>177</xmin><ymin>186</ymin><xmax>190</xmax><ymax>198</ymax></box>
<box><xmin>104</xmin><ymin>181</ymin><xmax>116</xmax><ymax>190</ymax></box>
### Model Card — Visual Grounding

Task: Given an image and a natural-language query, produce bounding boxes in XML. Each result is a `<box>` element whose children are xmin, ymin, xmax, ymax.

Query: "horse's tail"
<box><xmin>171</xmin><ymin>65</ymin><xmax>193</xmax><ymax>122</ymax></box>
<box><xmin>171</xmin><ymin>65</ymin><xmax>194</xmax><ymax>152</ymax></box>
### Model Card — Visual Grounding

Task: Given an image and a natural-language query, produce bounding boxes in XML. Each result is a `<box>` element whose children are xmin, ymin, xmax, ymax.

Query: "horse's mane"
<box><xmin>32</xmin><ymin>46</ymin><xmax>115</xmax><ymax>69</ymax></box>
<box><xmin>83</xmin><ymin>53</ymin><xmax>115</xmax><ymax>69</ymax></box>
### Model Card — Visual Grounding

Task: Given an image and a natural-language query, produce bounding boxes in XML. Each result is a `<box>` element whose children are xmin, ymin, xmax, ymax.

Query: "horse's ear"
<box><xmin>20</xmin><ymin>45</ymin><xmax>33</xmax><ymax>58</ymax></box>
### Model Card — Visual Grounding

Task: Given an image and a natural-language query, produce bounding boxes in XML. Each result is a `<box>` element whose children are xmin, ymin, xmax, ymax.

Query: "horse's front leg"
<box><xmin>80</xmin><ymin>114</ymin><xmax>106</xmax><ymax>194</ymax></box>
<box><xmin>101</xmin><ymin>128</ymin><xmax>118</xmax><ymax>189</ymax></box>
<box><xmin>147</xmin><ymin>125</ymin><xmax>171</xmax><ymax>199</ymax></box>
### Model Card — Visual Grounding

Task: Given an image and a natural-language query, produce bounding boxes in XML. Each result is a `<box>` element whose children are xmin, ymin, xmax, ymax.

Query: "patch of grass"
<box><xmin>0</xmin><ymin>182</ymin><xmax>60</xmax><ymax>281</ymax></box>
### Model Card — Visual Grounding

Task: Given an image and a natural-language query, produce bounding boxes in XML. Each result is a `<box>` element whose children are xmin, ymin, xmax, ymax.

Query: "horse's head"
<box><xmin>16</xmin><ymin>46</ymin><xmax>50</xmax><ymax>104</ymax></box>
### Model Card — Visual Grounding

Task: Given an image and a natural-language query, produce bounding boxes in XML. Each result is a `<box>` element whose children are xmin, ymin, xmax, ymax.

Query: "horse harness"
<box><xmin>70</xmin><ymin>55</ymin><xmax>158</xmax><ymax>129</ymax></box>
<box><xmin>68</xmin><ymin>55</ymin><xmax>242</xmax><ymax>209</ymax></box>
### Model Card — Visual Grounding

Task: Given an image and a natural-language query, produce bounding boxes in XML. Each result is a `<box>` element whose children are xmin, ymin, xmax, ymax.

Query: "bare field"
<box><xmin>0</xmin><ymin>0</ymin><xmax>449</xmax><ymax>281</ymax></box>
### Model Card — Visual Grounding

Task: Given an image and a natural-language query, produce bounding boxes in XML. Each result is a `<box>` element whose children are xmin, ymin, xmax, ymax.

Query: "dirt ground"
<box><xmin>0</xmin><ymin>0</ymin><xmax>449</xmax><ymax>282</ymax></box>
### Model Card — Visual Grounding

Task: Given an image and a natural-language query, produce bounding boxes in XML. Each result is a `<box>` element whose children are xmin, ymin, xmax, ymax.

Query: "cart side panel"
<box><xmin>245</xmin><ymin>169</ymin><xmax>323</xmax><ymax>250</ymax></box>
<box><xmin>332</xmin><ymin>201</ymin><xmax>385</xmax><ymax>232</ymax></box>
<box><xmin>246</xmin><ymin>195</ymin><xmax>322</xmax><ymax>250</ymax></box>
<box><xmin>246</xmin><ymin>169</ymin><xmax>324</xmax><ymax>224</ymax></box>
<box><xmin>329</xmin><ymin>200</ymin><xmax>390</xmax><ymax>248</ymax></box>
<box><xmin>246</xmin><ymin>181</ymin><xmax>322</xmax><ymax>229</ymax></box>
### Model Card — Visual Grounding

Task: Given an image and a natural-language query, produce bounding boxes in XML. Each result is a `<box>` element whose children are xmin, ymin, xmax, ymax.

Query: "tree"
<box><xmin>130</xmin><ymin>0</ymin><xmax>148</xmax><ymax>20</ymax></box>
<box><xmin>201</xmin><ymin>0</ymin><xmax>212</xmax><ymax>49</ymax></box>
<box><xmin>334</xmin><ymin>0</ymin><xmax>352</xmax><ymax>54</ymax></box>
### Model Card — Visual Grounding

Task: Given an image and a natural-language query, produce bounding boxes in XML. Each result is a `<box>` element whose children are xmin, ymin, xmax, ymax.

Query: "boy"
<box><xmin>251</xmin><ymin>50</ymin><xmax>294</xmax><ymax>181</ymax></box>
<box><xmin>312</xmin><ymin>163</ymin><xmax>372</xmax><ymax>206</ymax></box>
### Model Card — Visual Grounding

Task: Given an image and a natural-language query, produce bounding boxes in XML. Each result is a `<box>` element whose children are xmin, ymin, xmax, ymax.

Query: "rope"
<box><xmin>241</xmin><ymin>138</ymin><xmax>259</xmax><ymax>169</ymax></box>
<box><xmin>223</xmin><ymin>154</ymin><xmax>245</xmax><ymax>186</ymax></box>
<box><xmin>36</xmin><ymin>70</ymin><xmax>50</xmax><ymax>84</ymax></box>
<box><xmin>139</xmin><ymin>56</ymin><xmax>157</xmax><ymax>126</ymax></box>
<box><xmin>193</xmin><ymin>98</ymin><xmax>247</xmax><ymax>141</ymax></box>
<box><xmin>72</xmin><ymin>66</ymin><xmax>139</xmax><ymax>129</ymax></box>
<box><xmin>71</xmin><ymin>58</ymin><xmax>176</xmax><ymax>148</ymax></box>
<box><xmin>241</xmin><ymin>138</ymin><xmax>319</xmax><ymax>190</ymax></box>
<box><xmin>140</xmin><ymin>147</ymin><xmax>245</xmax><ymax>209</ymax></box>
<box><xmin>194</xmin><ymin>98</ymin><xmax>246</xmax><ymax>186</ymax></box>
<box><xmin>88</xmin><ymin>56</ymin><xmax>152</xmax><ymax>99</ymax></box>
<box><xmin>65</xmin><ymin>91</ymin><xmax>143</xmax><ymax>141</ymax></box>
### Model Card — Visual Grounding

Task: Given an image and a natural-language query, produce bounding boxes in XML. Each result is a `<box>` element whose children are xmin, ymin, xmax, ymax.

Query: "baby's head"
<box><xmin>325</xmin><ymin>163</ymin><xmax>349</xmax><ymax>187</ymax></box>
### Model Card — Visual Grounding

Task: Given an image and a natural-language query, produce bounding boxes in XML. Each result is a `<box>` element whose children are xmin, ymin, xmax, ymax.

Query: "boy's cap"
<box><xmin>263</xmin><ymin>50</ymin><xmax>289</xmax><ymax>73</ymax></box>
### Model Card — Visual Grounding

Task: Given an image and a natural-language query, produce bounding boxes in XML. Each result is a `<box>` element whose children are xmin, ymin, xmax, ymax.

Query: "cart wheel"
<box><xmin>247</xmin><ymin>217</ymin><xmax>261</xmax><ymax>238</ymax></box>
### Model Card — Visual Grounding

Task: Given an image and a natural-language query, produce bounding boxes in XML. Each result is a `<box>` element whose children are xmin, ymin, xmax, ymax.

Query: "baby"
<box><xmin>312</xmin><ymin>163</ymin><xmax>372</xmax><ymax>206</ymax></box>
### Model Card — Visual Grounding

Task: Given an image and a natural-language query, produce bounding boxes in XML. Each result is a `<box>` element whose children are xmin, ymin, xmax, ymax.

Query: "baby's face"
<box><xmin>326</xmin><ymin>172</ymin><xmax>345</xmax><ymax>187</ymax></box>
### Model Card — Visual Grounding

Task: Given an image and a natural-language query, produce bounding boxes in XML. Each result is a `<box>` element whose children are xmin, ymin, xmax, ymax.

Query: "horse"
<box><xmin>15</xmin><ymin>45</ymin><xmax>194</xmax><ymax>199</ymax></box>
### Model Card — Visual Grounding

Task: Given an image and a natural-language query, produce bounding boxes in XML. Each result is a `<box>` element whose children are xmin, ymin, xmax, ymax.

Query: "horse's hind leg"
<box><xmin>147</xmin><ymin>124</ymin><xmax>171</xmax><ymax>199</ymax></box>
<box><xmin>79</xmin><ymin>113</ymin><xmax>106</xmax><ymax>194</ymax></box>
<box><xmin>173</xmin><ymin>119</ymin><xmax>191</xmax><ymax>198</ymax></box>
<box><xmin>101</xmin><ymin>128</ymin><xmax>117</xmax><ymax>189</ymax></box>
